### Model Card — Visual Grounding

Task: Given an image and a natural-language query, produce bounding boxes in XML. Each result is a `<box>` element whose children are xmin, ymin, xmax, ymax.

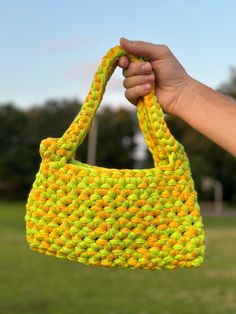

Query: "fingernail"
<box><xmin>142</xmin><ymin>63</ymin><xmax>151</xmax><ymax>72</ymax></box>
<box><xmin>145</xmin><ymin>74</ymin><xmax>154</xmax><ymax>82</ymax></box>
<box><xmin>144</xmin><ymin>83</ymin><xmax>151</xmax><ymax>91</ymax></box>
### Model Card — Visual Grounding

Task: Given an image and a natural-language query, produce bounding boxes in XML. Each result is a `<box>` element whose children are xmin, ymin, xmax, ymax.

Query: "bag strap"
<box><xmin>40</xmin><ymin>46</ymin><xmax>182</xmax><ymax>168</ymax></box>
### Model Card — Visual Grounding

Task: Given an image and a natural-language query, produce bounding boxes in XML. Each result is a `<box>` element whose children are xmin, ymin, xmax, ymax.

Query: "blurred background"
<box><xmin>0</xmin><ymin>1</ymin><xmax>236</xmax><ymax>313</ymax></box>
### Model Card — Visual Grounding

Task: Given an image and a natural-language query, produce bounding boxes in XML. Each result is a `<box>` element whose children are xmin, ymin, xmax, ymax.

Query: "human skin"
<box><xmin>118</xmin><ymin>37</ymin><xmax>236</xmax><ymax>157</ymax></box>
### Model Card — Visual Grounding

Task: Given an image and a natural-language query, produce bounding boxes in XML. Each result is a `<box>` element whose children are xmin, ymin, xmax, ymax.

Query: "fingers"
<box><xmin>125</xmin><ymin>84</ymin><xmax>152</xmax><ymax>105</ymax></box>
<box><xmin>119</xmin><ymin>37</ymin><xmax>172</xmax><ymax>61</ymax></box>
<box><xmin>118</xmin><ymin>56</ymin><xmax>152</xmax><ymax>76</ymax></box>
<box><xmin>118</xmin><ymin>42</ymin><xmax>156</xmax><ymax>106</ymax></box>
<box><xmin>122</xmin><ymin>63</ymin><xmax>155</xmax><ymax>105</ymax></box>
<box><xmin>123</xmin><ymin>74</ymin><xmax>155</xmax><ymax>89</ymax></box>
<box><xmin>123</xmin><ymin>61</ymin><xmax>152</xmax><ymax>77</ymax></box>
<box><xmin>117</xmin><ymin>56</ymin><xmax>129</xmax><ymax>69</ymax></box>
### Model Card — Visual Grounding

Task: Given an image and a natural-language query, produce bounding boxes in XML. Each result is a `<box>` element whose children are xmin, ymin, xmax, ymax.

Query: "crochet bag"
<box><xmin>25</xmin><ymin>46</ymin><xmax>205</xmax><ymax>270</ymax></box>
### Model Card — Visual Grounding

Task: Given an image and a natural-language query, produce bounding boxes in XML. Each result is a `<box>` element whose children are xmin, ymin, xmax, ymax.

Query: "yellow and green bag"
<box><xmin>25</xmin><ymin>46</ymin><xmax>205</xmax><ymax>270</ymax></box>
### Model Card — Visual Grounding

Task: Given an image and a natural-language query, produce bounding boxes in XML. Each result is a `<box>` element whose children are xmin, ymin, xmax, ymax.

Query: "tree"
<box><xmin>1</xmin><ymin>66</ymin><xmax>236</xmax><ymax>202</ymax></box>
<box><xmin>219</xmin><ymin>67</ymin><xmax>236</xmax><ymax>98</ymax></box>
<box><xmin>0</xmin><ymin>100</ymin><xmax>138</xmax><ymax>199</ymax></box>
<box><xmin>0</xmin><ymin>100</ymin><xmax>83</xmax><ymax>199</ymax></box>
<box><xmin>0</xmin><ymin>104</ymin><xmax>30</xmax><ymax>198</ymax></box>
<box><xmin>83</xmin><ymin>106</ymin><xmax>137</xmax><ymax>169</ymax></box>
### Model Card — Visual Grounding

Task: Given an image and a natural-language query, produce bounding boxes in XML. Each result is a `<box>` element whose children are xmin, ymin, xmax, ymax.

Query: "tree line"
<box><xmin>0</xmin><ymin>69</ymin><xmax>236</xmax><ymax>202</ymax></box>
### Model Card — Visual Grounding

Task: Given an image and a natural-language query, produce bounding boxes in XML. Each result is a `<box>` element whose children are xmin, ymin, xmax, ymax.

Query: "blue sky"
<box><xmin>0</xmin><ymin>0</ymin><xmax>236</xmax><ymax>109</ymax></box>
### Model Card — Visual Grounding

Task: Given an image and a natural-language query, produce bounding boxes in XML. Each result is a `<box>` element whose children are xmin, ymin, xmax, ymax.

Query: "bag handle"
<box><xmin>40</xmin><ymin>46</ymin><xmax>182</xmax><ymax>168</ymax></box>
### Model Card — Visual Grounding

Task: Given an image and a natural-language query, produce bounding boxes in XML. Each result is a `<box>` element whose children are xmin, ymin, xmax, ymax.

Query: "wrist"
<box><xmin>174</xmin><ymin>75</ymin><xmax>200</xmax><ymax>121</ymax></box>
<box><xmin>168</xmin><ymin>73</ymin><xmax>236</xmax><ymax>157</ymax></box>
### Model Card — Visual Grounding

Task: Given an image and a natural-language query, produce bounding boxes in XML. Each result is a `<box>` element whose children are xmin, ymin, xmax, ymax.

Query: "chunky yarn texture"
<box><xmin>25</xmin><ymin>46</ymin><xmax>205</xmax><ymax>270</ymax></box>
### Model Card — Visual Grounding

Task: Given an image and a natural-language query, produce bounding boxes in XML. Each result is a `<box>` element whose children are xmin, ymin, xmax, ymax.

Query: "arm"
<box><xmin>118</xmin><ymin>38</ymin><xmax>236</xmax><ymax>157</ymax></box>
<box><xmin>177</xmin><ymin>77</ymin><xmax>236</xmax><ymax>156</ymax></box>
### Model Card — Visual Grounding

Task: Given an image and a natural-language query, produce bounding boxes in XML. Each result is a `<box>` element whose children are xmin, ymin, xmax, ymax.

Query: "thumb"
<box><xmin>120</xmin><ymin>37</ymin><xmax>168</xmax><ymax>61</ymax></box>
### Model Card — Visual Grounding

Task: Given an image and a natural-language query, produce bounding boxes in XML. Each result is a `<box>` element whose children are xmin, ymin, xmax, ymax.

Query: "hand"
<box><xmin>118</xmin><ymin>38</ymin><xmax>236</xmax><ymax>157</ymax></box>
<box><xmin>118</xmin><ymin>37</ymin><xmax>192</xmax><ymax>117</ymax></box>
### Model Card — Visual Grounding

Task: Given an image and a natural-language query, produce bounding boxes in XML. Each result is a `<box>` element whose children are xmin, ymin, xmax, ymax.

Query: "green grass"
<box><xmin>1</xmin><ymin>201</ymin><xmax>236</xmax><ymax>314</ymax></box>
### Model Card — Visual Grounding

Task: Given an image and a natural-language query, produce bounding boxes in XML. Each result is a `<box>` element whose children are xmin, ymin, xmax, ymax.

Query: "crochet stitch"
<box><xmin>25</xmin><ymin>46</ymin><xmax>205</xmax><ymax>270</ymax></box>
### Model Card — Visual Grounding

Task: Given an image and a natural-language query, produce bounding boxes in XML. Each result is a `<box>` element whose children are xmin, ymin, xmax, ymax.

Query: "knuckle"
<box><xmin>135</xmin><ymin>85</ymin><xmax>142</xmax><ymax>95</ymax></box>
<box><xmin>123</xmin><ymin>62</ymin><xmax>147</xmax><ymax>77</ymax></box>
<box><xmin>123</xmin><ymin>78</ymin><xmax>128</xmax><ymax>88</ymax></box>
<box><xmin>125</xmin><ymin>87</ymin><xmax>138</xmax><ymax>102</ymax></box>
<box><xmin>124</xmin><ymin>89</ymin><xmax>132</xmax><ymax>101</ymax></box>
<box><xmin>134</xmin><ymin>85</ymin><xmax>145</xmax><ymax>98</ymax></box>
<box><xmin>139</xmin><ymin>84</ymin><xmax>151</xmax><ymax>96</ymax></box>
<box><xmin>130</xmin><ymin>62</ymin><xmax>142</xmax><ymax>75</ymax></box>
<box><xmin>159</xmin><ymin>44</ymin><xmax>171</xmax><ymax>55</ymax></box>
<box><xmin>124</xmin><ymin>84</ymin><xmax>149</xmax><ymax>104</ymax></box>
<box><xmin>135</xmin><ymin>62</ymin><xmax>146</xmax><ymax>73</ymax></box>
<box><xmin>122</xmin><ymin>68</ymin><xmax>128</xmax><ymax>77</ymax></box>
<box><xmin>119</xmin><ymin>56</ymin><xmax>129</xmax><ymax>68</ymax></box>
<box><xmin>142</xmin><ymin>75</ymin><xmax>149</xmax><ymax>84</ymax></box>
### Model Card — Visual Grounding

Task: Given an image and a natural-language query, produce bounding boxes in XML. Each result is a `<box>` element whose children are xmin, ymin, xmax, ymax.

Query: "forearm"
<box><xmin>177</xmin><ymin>77</ymin><xmax>236</xmax><ymax>157</ymax></box>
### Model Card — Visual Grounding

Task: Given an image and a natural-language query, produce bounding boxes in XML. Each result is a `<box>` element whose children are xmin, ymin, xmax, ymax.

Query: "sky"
<box><xmin>0</xmin><ymin>0</ymin><xmax>236</xmax><ymax>110</ymax></box>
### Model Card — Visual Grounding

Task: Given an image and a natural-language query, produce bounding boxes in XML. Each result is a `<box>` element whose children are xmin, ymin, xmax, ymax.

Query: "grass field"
<box><xmin>0</xmin><ymin>201</ymin><xmax>236</xmax><ymax>314</ymax></box>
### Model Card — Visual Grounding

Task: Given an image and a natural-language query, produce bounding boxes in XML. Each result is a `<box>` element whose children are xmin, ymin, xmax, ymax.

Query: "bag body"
<box><xmin>25</xmin><ymin>46</ymin><xmax>205</xmax><ymax>270</ymax></box>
